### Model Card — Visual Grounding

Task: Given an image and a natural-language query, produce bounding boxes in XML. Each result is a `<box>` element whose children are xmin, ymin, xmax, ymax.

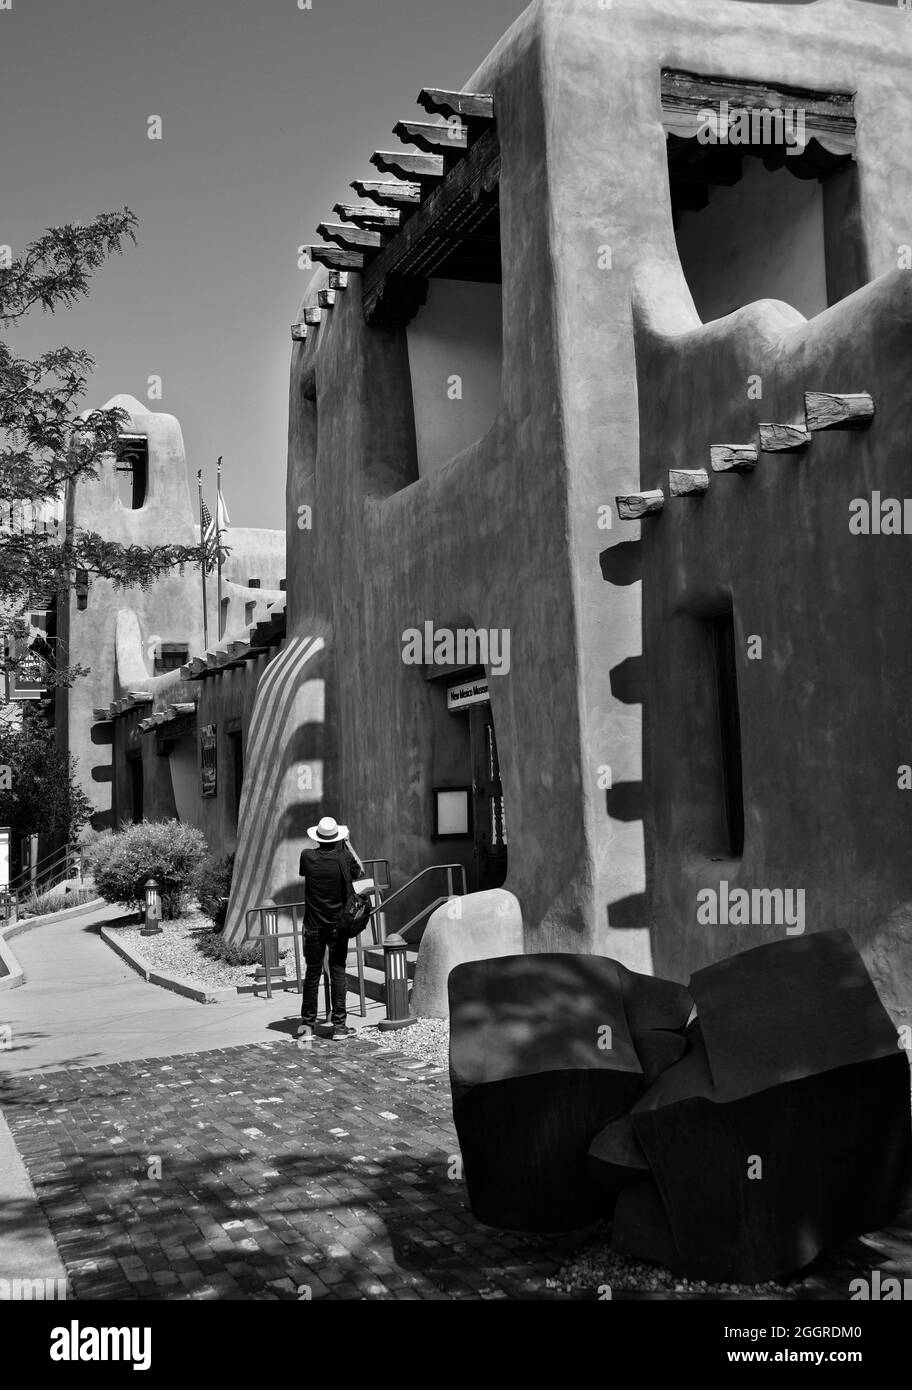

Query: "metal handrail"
<box><xmin>244</xmin><ymin>896</ymin><xmax>371</xmax><ymax>1016</ymax></box>
<box><xmin>371</xmin><ymin>863</ymin><xmax>467</xmax><ymax>919</ymax></box>
<box><xmin>9</xmin><ymin>844</ymin><xmax>80</xmax><ymax>897</ymax></box>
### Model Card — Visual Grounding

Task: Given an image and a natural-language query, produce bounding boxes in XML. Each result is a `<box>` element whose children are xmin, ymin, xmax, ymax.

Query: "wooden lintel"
<box><xmin>669</xmin><ymin>469</ymin><xmax>710</xmax><ymax>497</ymax></box>
<box><xmin>804</xmin><ymin>391</ymin><xmax>874</xmax><ymax>431</ymax></box>
<box><xmin>351</xmin><ymin>179</ymin><xmax>422</xmax><ymax>208</ymax></box>
<box><xmin>317</xmin><ymin>288</ymin><xmax>336</xmax><ymax>308</ymax></box>
<box><xmin>759</xmin><ymin>423</ymin><xmax>811</xmax><ymax>453</ymax></box>
<box><xmin>227</xmin><ymin>643</ymin><xmax>249</xmax><ymax>659</ymax></box>
<box><xmin>303</xmin><ymin>306</ymin><xmax>322</xmax><ymax>326</ymax></box>
<box><xmin>328</xmin><ymin>270</ymin><xmax>350</xmax><ymax>291</ymax></box>
<box><xmin>393</xmin><ymin>120</ymin><xmax>468</xmax><ymax>154</ymax></box>
<box><xmin>308</xmin><ymin>245</ymin><xmax>364</xmax><ymax>271</ymax></box>
<box><xmin>711</xmin><ymin>445</ymin><xmax>757</xmax><ymax>473</ymax></box>
<box><xmin>370</xmin><ymin>150</ymin><xmax>444</xmax><ymax>182</ymax></box>
<box><xmin>170</xmin><ymin>702</ymin><xmax>197</xmax><ymax>715</ymax></box>
<box><xmin>333</xmin><ymin>203</ymin><xmax>400</xmax><ymax>229</ymax></box>
<box><xmin>317</xmin><ymin>222</ymin><xmax>384</xmax><ymax>252</ymax></box>
<box><xmin>417</xmin><ymin>89</ymin><xmax>495</xmax><ymax>123</ymax></box>
<box><xmin>363</xmin><ymin>124</ymin><xmax>500</xmax><ymax>324</ymax></box>
<box><xmin>616</xmin><ymin>490</ymin><xmax>665</xmax><ymax>520</ymax></box>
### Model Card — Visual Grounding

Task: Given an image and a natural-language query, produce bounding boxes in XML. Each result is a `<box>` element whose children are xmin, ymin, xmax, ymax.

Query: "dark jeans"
<box><xmin>301</xmin><ymin>927</ymin><xmax>348</xmax><ymax>1027</ymax></box>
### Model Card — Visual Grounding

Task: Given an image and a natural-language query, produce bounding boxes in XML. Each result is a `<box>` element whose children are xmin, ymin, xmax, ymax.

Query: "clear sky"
<box><xmin>0</xmin><ymin>0</ymin><xmax>896</xmax><ymax>529</ymax></box>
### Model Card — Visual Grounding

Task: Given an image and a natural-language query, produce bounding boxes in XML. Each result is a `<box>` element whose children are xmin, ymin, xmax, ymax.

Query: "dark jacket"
<box><xmin>299</xmin><ymin>843</ymin><xmax>363</xmax><ymax>933</ymax></box>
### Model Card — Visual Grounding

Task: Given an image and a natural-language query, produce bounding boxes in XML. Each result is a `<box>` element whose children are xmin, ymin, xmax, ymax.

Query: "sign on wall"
<box><xmin>200</xmin><ymin>724</ymin><xmax>218</xmax><ymax>798</ymax></box>
<box><xmin>447</xmin><ymin>677</ymin><xmax>490</xmax><ymax>711</ymax></box>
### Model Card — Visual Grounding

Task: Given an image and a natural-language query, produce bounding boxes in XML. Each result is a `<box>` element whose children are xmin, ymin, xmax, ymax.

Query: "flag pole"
<box><xmin>216</xmin><ymin>456</ymin><xmax>224</xmax><ymax>641</ymax></box>
<box><xmin>197</xmin><ymin>469</ymin><xmax>210</xmax><ymax>651</ymax></box>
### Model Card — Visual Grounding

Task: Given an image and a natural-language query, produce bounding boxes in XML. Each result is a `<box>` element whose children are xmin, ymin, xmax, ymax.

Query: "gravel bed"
<box><xmin>106</xmin><ymin>912</ymin><xmax>289</xmax><ymax>991</ymax></box>
<box><xmin>359</xmin><ymin>1017</ymin><xmax>449</xmax><ymax>1069</ymax></box>
<box><xmin>546</xmin><ymin>1225</ymin><xmax>794</xmax><ymax>1298</ymax></box>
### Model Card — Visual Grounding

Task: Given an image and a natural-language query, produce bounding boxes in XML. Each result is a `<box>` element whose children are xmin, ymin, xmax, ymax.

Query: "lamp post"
<box><xmin>140</xmin><ymin>878</ymin><xmax>162</xmax><ymax>936</ymax></box>
<box><xmin>378</xmin><ymin>934</ymin><xmax>417</xmax><ymax>1031</ymax></box>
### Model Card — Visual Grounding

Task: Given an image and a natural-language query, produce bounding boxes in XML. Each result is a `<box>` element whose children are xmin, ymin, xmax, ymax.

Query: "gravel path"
<box><xmin>359</xmin><ymin>1017</ymin><xmax>450</xmax><ymax>1069</ymax></box>
<box><xmin>106</xmin><ymin>913</ymin><xmax>289</xmax><ymax>991</ymax></box>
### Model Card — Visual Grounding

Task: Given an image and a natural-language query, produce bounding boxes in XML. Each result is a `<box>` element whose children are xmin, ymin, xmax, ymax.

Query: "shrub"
<box><xmin>83</xmin><ymin>820</ymin><xmax>208</xmax><ymax>919</ymax></box>
<box><xmin>192</xmin><ymin>853</ymin><xmax>235</xmax><ymax>931</ymax></box>
<box><xmin>194</xmin><ymin>930</ymin><xmax>267</xmax><ymax>967</ymax></box>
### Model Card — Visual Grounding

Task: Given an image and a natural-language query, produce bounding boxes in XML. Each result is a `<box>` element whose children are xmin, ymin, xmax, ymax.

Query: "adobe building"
<box><xmin>63</xmin><ymin>395</ymin><xmax>284</xmax><ymax>845</ymax></box>
<box><xmin>210</xmin><ymin>0</ymin><xmax>909</xmax><ymax>1027</ymax></box>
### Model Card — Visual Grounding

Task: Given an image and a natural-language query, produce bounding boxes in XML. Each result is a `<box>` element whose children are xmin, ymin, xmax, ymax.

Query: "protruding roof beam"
<box><xmin>669</xmin><ymin>468</ymin><xmax>710</xmax><ymax>497</ymax></box>
<box><xmin>351</xmin><ymin>179</ymin><xmax>422</xmax><ymax>209</ymax></box>
<box><xmin>317</xmin><ymin>222</ymin><xmax>384</xmax><ymax>252</ymax></box>
<box><xmin>291</xmin><ymin>323</ymin><xmax>308</xmax><ymax>342</ymax></box>
<box><xmin>417</xmin><ymin>89</ymin><xmax>495</xmax><ymax>124</ymax></box>
<box><xmin>616</xmin><ymin>490</ymin><xmax>665</xmax><ymax>520</ymax></box>
<box><xmin>317</xmin><ymin>288</ymin><xmax>336</xmax><ymax>309</ymax></box>
<box><xmin>370</xmin><ymin>150</ymin><xmax>444</xmax><ymax>183</ymax></box>
<box><xmin>333</xmin><ymin>203</ymin><xmax>400</xmax><ymax>230</ymax></box>
<box><xmin>308</xmin><ymin>245</ymin><xmax>364</xmax><ymax>271</ymax></box>
<box><xmin>303</xmin><ymin>306</ymin><xmax>322</xmax><ymax>326</ymax></box>
<box><xmin>804</xmin><ymin>391</ymin><xmax>874</xmax><ymax>431</ymax></box>
<box><xmin>393</xmin><ymin>120</ymin><xmax>467</xmax><ymax>155</ymax></box>
<box><xmin>711</xmin><ymin>445</ymin><xmax>757</xmax><ymax>474</ymax></box>
<box><xmin>759</xmin><ymin>423</ymin><xmax>811</xmax><ymax>453</ymax></box>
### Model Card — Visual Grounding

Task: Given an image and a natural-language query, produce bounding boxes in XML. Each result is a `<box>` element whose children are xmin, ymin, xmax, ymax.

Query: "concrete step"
<box><xmin>346</xmin><ymin>947</ymin><xmax>418</xmax><ymax>1003</ymax></box>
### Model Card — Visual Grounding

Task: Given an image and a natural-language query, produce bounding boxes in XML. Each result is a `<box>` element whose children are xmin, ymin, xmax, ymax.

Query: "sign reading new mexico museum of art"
<box><xmin>447</xmin><ymin>678</ymin><xmax>490</xmax><ymax>711</ymax></box>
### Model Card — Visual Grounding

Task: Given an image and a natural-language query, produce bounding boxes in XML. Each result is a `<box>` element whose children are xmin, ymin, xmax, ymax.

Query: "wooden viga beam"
<box><xmin>759</xmin><ymin>423</ymin><xmax>811</xmax><ymax>453</ymax></box>
<box><xmin>393</xmin><ymin>119</ymin><xmax>468</xmax><ymax>155</ymax></box>
<box><xmin>804</xmin><ymin>391</ymin><xmax>875</xmax><ymax>431</ymax></box>
<box><xmin>316</xmin><ymin>222</ymin><xmax>384</xmax><ymax>253</ymax></box>
<box><xmin>351</xmin><ymin>179</ymin><xmax>422</xmax><ymax>209</ymax></box>
<box><xmin>307</xmin><ymin>244</ymin><xmax>364</xmax><ymax>271</ymax></box>
<box><xmin>333</xmin><ymin>202</ymin><xmax>400</xmax><ymax>230</ymax></box>
<box><xmin>616</xmin><ymin>490</ymin><xmax>665</xmax><ymax>520</ymax></box>
<box><xmin>417</xmin><ymin>88</ymin><xmax>495</xmax><ymax>124</ymax></box>
<box><xmin>370</xmin><ymin>149</ymin><xmax>445</xmax><ymax>184</ymax></box>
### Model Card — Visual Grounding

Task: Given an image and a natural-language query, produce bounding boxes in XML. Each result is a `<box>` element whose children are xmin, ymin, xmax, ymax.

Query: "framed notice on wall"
<box><xmin>432</xmin><ymin>786</ymin><xmax>472</xmax><ymax>840</ymax></box>
<box><xmin>200</xmin><ymin>724</ymin><xmax>218</xmax><ymax>798</ymax></box>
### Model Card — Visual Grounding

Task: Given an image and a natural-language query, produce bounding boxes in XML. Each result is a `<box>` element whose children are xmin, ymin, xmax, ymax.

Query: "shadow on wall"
<box><xmin>222</xmin><ymin>636</ymin><xmax>329</xmax><ymax>943</ymax></box>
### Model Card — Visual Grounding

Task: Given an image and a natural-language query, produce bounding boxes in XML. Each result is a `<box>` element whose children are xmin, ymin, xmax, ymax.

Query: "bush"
<box><xmin>194</xmin><ymin>930</ymin><xmax>268</xmax><ymax>967</ymax></box>
<box><xmin>192</xmin><ymin>853</ymin><xmax>235</xmax><ymax>931</ymax></box>
<box><xmin>83</xmin><ymin>820</ymin><xmax>208</xmax><ymax>919</ymax></box>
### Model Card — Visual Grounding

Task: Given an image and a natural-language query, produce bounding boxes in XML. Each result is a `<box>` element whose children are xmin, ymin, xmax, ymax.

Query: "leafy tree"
<box><xmin>0</xmin><ymin>713</ymin><xmax>93</xmax><ymax>864</ymax></box>
<box><xmin>0</xmin><ymin>211</ymin><xmax>205</xmax><ymax>688</ymax></box>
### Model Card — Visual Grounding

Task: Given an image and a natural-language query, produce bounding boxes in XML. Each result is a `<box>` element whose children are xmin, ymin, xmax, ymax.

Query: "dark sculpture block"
<box><xmin>450</xmin><ymin>932</ymin><xmax>912</xmax><ymax>1283</ymax></box>
<box><xmin>611</xmin><ymin>932</ymin><xmax>912</xmax><ymax>1282</ymax></box>
<box><xmin>448</xmin><ymin>953</ymin><xmax>692</xmax><ymax>1231</ymax></box>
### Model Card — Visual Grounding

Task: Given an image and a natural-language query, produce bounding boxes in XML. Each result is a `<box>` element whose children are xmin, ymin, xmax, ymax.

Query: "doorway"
<box><xmin>469</xmin><ymin>702</ymin><xmax>507</xmax><ymax>890</ymax></box>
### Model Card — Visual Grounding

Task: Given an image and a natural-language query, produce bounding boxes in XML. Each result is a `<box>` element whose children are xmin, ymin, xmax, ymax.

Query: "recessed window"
<box><xmin>116</xmin><ymin>435</ymin><xmax>148</xmax><ymax>510</ymax></box>
<box><xmin>709</xmin><ymin>611</ymin><xmax>744</xmax><ymax>858</ymax></box>
<box><xmin>662</xmin><ymin>70</ymin><xmax>863</xmax><ymax>321</ymax></box>
<box><xmin>153</xmin><ymin>643</ymin><xmax>188</xmax><ymax>675</ymax></box>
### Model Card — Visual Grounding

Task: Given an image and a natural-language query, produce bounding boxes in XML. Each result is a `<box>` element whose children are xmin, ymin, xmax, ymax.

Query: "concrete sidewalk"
<box><xmin>0</xmin><ymin>904</ymin><xmax>383</xmax><ymax>1077</ymax></box>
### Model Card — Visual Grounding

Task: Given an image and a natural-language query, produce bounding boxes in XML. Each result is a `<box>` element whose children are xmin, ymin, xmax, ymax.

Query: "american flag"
<box><xmin>201</xmin><ymin>497</ymin><xmax>217</xmax><ymax>549</ymax></box>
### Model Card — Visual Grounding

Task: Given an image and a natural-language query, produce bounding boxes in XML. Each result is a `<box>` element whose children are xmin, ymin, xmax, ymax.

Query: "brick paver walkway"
<box><xmin>2</xmin><ymin>1035</ymin><xmax>583</xmax><ymax>1301</ymax></box>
